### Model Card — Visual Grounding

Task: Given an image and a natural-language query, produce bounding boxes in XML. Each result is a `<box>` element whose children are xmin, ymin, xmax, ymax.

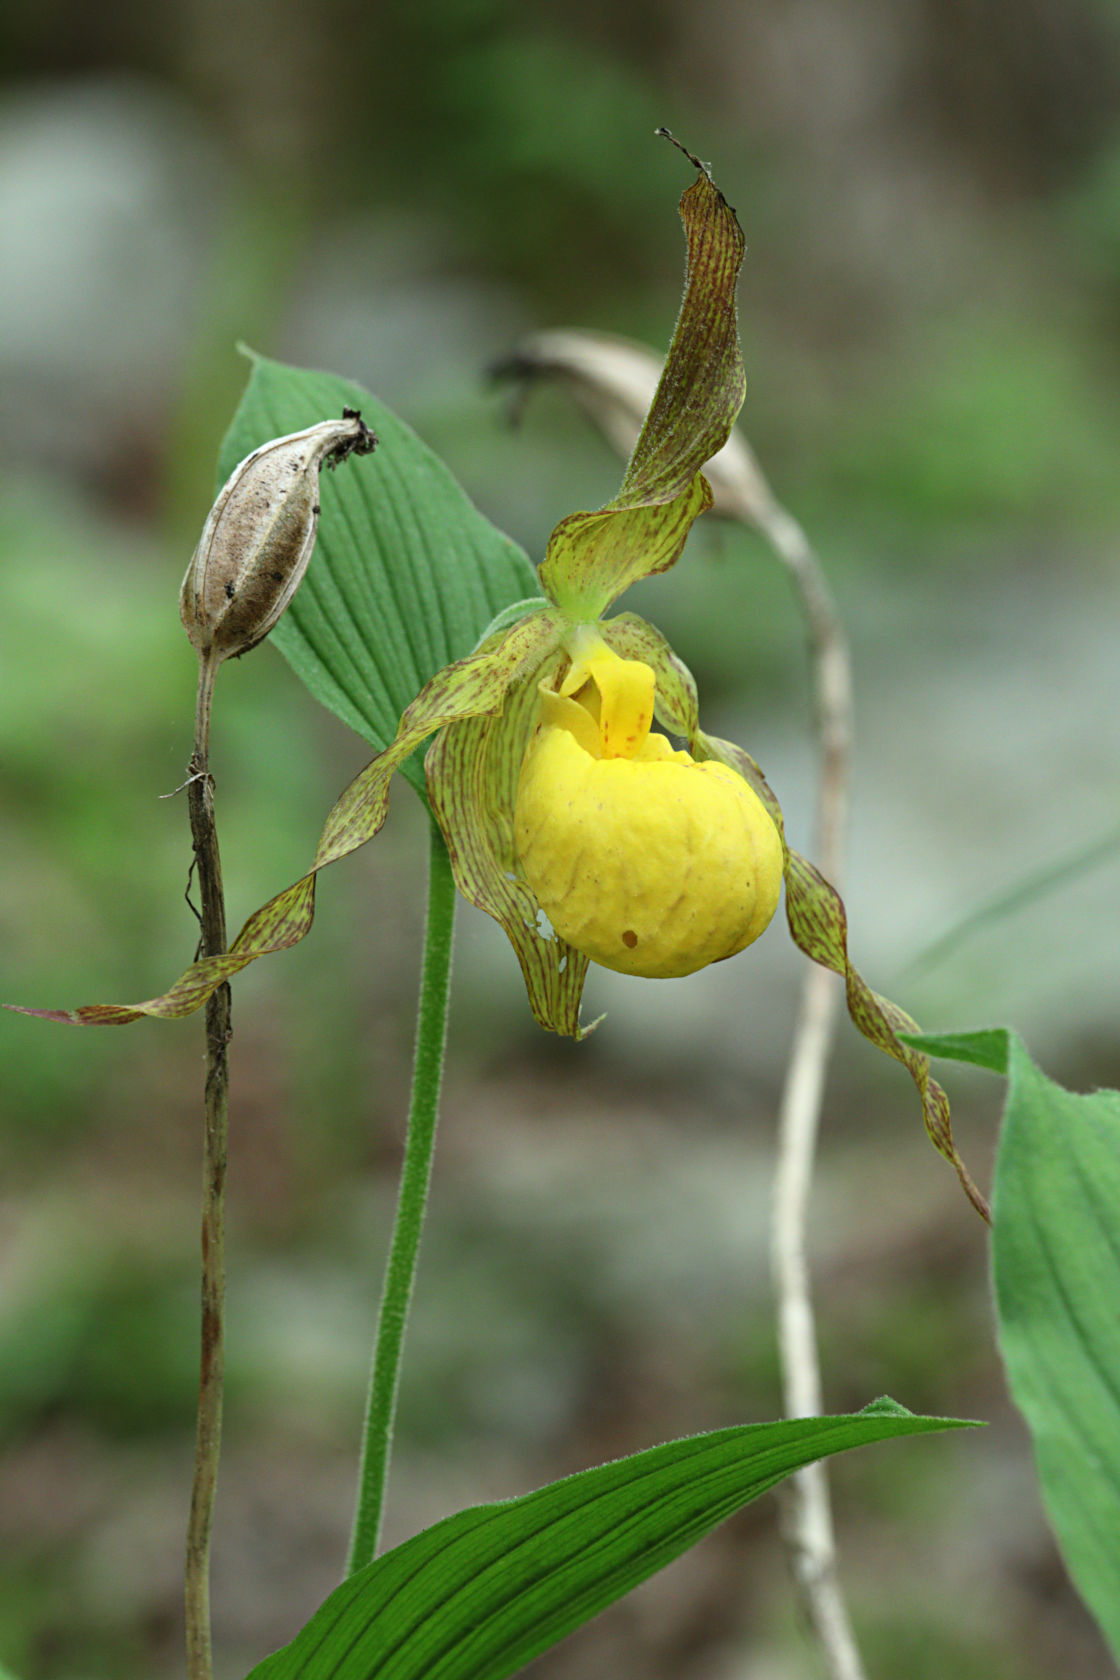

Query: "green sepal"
<box><xmin>426</xmin><ymin>615</ymin><xmax>593</xmax><ymax>1038</ymax></box>
<box><xmin>18</xmin><ymin>615</ymin><xmax>560</xmax><ymax>1026</ymax></box>
<box><xmin>539</xmin><ymin>165</ymin><xmax>745</xmax><ymax>620</ymax></box>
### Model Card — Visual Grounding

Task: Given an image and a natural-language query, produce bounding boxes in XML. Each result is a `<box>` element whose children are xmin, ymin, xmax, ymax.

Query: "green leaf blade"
<box><xmin>246</xmin><ymin>1409</ymin><xmax>976</xmax><ymax>1680</ymax></box>
<box><xmin>992</xmin><ymin>1036</ymin><xmax>1120</xmax><ymax>1664</ymax></box>
<box><xmin>218</xmin><ymin>352</ymin><xmax>538</xmax><ymax>792</ymax></box>
<box><xmin>899</xmin><ymin>1027</ymin><xmax>1012</xmax><ymax>1076</ymax></box>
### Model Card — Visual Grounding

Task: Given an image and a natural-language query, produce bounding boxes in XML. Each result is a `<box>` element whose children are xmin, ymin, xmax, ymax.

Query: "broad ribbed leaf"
<box><xmin>246</xmin><ymin>1403</ymin><xmax>974</xmax><ymax>1680</ymax></box>
<box><xmin>909</xmin><ymin>1026</ymin><xmax>1120</xmax><ymax>1663</ymax></box>
<box><xmin>219</xmin><ymin>351</ymin><xmax>537</xmax><ymax>795</ymax></box>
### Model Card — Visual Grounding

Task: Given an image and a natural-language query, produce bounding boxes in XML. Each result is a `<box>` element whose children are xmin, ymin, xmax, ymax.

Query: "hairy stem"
<box><xmin>347</xmin><ymin>817</ymin><xmax>456</xmax><ymax>1574</ymax></box>
<box><xmin>757</xmin><ymin>504</ymin><xmax>863</xmax><ymax>1680</ymax></box>
<box><xmin>185</xmin><ymin>652</ymin><xmax>230</xmax><ymax>1680</ymax></box>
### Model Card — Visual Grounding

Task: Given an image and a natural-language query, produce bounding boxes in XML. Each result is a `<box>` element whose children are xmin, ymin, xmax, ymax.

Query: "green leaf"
<box><xmin>899</xmin><ymin>1027</ymin><xmax>1011</xmax><ymax>1076</ymax></box>
<box><xmin>14</xmin><ymin>367</ymin><xmax>546</xmax><ymax>1027</ymax></box>
<box><xmin>218</xmin><ymin>351</ymin><xmax>538</xmax><ymax>795</ymax></box>
<box><xmin>990</xmin><ymin>1035</ymin><xmax>1120</xmax><ymax>1665</ymax></box>
<box><xmin>911</xmin><ymin>1024</ymin><xmax>1120</xmax><ymax>1661</ymax></box>
<box><xmin>246</xmin><ymin>1406</ymin><xmax>976</xmax><ymax>1680</ymax></box>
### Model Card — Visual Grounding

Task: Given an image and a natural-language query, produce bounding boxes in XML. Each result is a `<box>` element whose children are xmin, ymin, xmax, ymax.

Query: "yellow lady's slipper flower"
<box><xmin>38</xmin><ymin>139</ymin><xmax>986</xmax><ymax>1217</ymax></box>
<box><xmin>514</xmin><ymin>638</ymin><xmax>783</xmax><ymax>978</ymax></box>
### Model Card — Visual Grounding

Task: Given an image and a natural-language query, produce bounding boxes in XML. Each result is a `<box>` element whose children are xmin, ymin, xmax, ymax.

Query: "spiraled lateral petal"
<box><xmin>599</xmin><ymin>614</ymin><xmax>986</xmax><ymax>1219</ymax></box>
<box><xmin>13</xmin><ymin>611</ymin><xmax>562</xmax><ymax>1028</ymax></box>
<box><xmin>695</xmin><ymin>728</ymin><xmax>990</xmax><ymax>1224</ymax></box>
<box><xmin>538</xmin><ymin>164</ymin><xmax>746</xmax><ymax>621</ymax></box>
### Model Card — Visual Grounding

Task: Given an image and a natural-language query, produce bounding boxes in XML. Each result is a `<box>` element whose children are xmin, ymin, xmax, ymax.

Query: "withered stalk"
<box><xmin>184</xmin><ymin>650</ymin><xmax>230</xmax><ymax>1680</ymax></box>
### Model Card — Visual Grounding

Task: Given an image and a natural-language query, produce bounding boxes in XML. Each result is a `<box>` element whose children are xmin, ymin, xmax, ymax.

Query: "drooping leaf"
<box><xmin>14</xmin><ymin>614</ymin><xmax>559</xmax><ymax>1025</ymax></box>
<box><xmin>910</xmin><ymin>1025</ymin><xmax>1120</xmax><ymax>1663</ymax></box>
<box><xmin>218</xmin><ymin>351</ymin><xmax>538</xmax><ymax>795</ymax></box>
<box><xmin>538</xmin><ymin>159</ymin><xmax>745</xmax><ymax>620</ymax></box>
<box><xmin>246</xmin><ymin>1404</ymin><xmax>975</xmax><ymax>1680</ymax></box>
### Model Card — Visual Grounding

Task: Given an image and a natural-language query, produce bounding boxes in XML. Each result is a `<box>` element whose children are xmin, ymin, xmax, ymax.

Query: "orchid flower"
<box><xmin>27</xmin><ymin>152</ymin><xmax>986</xmax><ymax>1219</ymax></box>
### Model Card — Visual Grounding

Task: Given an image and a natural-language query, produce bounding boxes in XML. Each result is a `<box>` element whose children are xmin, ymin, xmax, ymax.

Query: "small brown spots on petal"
<box><xmin>622</xmin><ymin>929</ymin><xmax>638</xmax><ymax>949</ymax></box>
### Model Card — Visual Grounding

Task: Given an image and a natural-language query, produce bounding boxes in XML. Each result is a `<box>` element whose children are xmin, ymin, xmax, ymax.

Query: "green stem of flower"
<box><xmin>347</xmin><ymin>815</ymin><xmax>456</xmax><ymax>1575</ymax></box>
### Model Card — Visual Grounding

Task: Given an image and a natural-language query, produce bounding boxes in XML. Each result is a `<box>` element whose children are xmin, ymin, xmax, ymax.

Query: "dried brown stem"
<box><xmin>184</xmin><ymin>651</ymin><xmax>230</xmax><ymax>1680</ymax></box>
<box><xmin>752</xmin><ymin>501</ymin><xmax>864</xmax><ymax>1680</ymax></box>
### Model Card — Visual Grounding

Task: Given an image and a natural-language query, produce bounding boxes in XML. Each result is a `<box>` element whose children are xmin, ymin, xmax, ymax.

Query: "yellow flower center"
<box><xmin>513</xmin><ymin>641</ymin><xmax>784</xmax><ymax>979</ymax></box>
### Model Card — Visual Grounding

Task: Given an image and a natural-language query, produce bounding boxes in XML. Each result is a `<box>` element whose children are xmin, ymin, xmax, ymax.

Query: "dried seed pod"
<box><xmin>180</xmin><ymin>408</ymin><xmax>376</xmax><ymax>662</ymax></box>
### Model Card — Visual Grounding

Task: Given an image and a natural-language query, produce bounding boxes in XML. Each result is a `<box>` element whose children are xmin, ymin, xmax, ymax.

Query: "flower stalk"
<box><xmin>347</xmin><ymin>817</ymin><xmax>457</xmax><ymax>1573</ymax></box>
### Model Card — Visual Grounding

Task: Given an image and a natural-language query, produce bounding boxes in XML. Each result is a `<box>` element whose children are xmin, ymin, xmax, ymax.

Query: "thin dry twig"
<box><xmin>184</xmin><ymin>652</ymin><xmax>230</xmax><ymax>1680</ymax></box>
<box><xmin>747</xmin><ymin>498</ymin><xmax>863</xmax><ymax>1680</ymax></box>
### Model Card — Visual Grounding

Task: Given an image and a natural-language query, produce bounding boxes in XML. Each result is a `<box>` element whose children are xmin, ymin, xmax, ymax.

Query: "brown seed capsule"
<box><xmin>180</xmin><ymin>408</ymin><xmax>377</xmax><ymax>662</ymax></box>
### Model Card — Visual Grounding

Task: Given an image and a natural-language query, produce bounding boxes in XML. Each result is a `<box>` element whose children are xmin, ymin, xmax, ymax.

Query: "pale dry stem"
<box><xmin>752</xmin><ymin>501</ymin><xmax>864</xmax><ymax>1680</ymax></box>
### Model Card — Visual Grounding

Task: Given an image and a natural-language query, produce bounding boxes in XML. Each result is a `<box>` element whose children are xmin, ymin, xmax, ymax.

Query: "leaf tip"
<box><xmin>857</xmin><ymin>1395</ymin><xmax>913</xmax><ymax>1419</ymax></box>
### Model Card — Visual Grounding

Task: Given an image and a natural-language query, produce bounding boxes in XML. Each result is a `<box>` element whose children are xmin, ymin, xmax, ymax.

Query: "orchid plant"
<box><xmin>31</xmin><ymin>156</ymin><xmax>983</xmax><ymax>1218</ymax></box>
<box><xmin>13</xmin><ymin>138</ymin><xmax>1120</xmax><ymax>1680</ymax></box>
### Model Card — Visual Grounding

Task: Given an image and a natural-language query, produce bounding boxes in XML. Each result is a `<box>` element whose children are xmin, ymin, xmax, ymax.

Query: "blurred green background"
<box><xmin>2</xmin><ymin>1</ymin><xmax>1120</xmax><ymax>1676</ymax></box>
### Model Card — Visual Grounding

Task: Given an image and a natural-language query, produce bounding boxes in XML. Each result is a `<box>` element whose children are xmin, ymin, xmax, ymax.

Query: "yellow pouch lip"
<box><xmin>514</xmin><ymin>720</ymin><xmax>784</xmax><ymax>978</ymax></box>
